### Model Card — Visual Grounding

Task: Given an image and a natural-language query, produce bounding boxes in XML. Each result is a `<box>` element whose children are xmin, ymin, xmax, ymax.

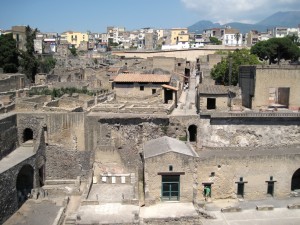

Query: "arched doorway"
<box><xmin>23</xmin><ymin>128</ymin><xmax>33</xmax><ymax>142</ymax></box>
<box><xmin>291</xmin><ymin>168</ymin><xmax>300</xmax><ymax>191</ymax></box>
<box><xmin>188</xmin><ymin>125</ymin><xmax>197</xmax><ymax>142</ymax></box>
<box><xmin>16</xmin><ymin>165</ymin><xmax>34</xmax><ymax>207</ymax></box>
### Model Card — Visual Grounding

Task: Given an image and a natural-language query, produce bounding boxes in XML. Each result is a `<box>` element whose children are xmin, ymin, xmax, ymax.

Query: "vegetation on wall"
<box><xmin>28</xmin><ymin>87</ymin><xmax>96</xmax><ymax>98</ymax></box>
<box><xmin>209</xmin><ymin>37</ymin><xmax>222</xmax><ymax>45</ymax></box>
<box><xmin>69</xmin><ymin>45</ymin><xmax>77</xmax><ymax>56</ymax></box>
<box><xmin>211</xmin><ymin>48</ymin><xmax>260</xmax><ymax>85</ymax></box>
<box><xmin>39</xmin><ymin>56</ymin><xmax>56</xmax><ymax>73</ymax></box>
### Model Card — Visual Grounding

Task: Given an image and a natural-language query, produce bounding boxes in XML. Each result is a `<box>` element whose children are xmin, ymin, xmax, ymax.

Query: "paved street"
<box><xmin>171</xmin><ymin>68</ymin><xmax>198</xmax><ymax>116</ymax></box>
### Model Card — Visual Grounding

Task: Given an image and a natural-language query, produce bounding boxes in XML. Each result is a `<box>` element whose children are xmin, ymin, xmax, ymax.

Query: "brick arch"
<box><xmin>17</xmin><ymin>116</ymin><xmax>42</xmax><ymax>145</ymax></box>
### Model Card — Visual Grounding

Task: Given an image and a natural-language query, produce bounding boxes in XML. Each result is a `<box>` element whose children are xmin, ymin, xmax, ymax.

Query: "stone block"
<box><xmin>256</xmin><ymin>205</ymin><xmax>274</xmax><ymax>211</ymax></box>
<box><xmin>287</xmin><ymin>203</ymin><xmax>300</xmax><ymax>209</ymax></box>
<box><xmin>221</xmin><ymin>206</ymin><xmax>242</xmax><ymax>213</ymax></box>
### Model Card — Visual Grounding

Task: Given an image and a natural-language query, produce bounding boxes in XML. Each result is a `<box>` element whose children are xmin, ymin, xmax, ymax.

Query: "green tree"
<box><xmin>286</xmin><ymin>34</ymin><xmax>300</xmax><ymax>46</ymax></box>
<box><xmin>251</xmin><ymin>37</ymin><xmax>300</xmax><ymax>65</ymax></box>
<box><xmin>19</xmin><ymin>26</ymin><xmax>39</xmax><ymax>81</ymax></box>
<box><xmin>69</xmin><ymin>45</ymin><xmax>77</xmax><ymax>56</ymax></box>
<box><xmin>39</xmin><ymin>56</ymin><xmax>56</xmax><ymax>73</ymax></box>
<box><xmin>211</xmin><ymin>49</ymin><xmax>260</xmax><ymax>85</ymax></box>
<box><xmin>209</xmin><ymin>37</ymin><xmax>222</xmax><ymax>45</ymax></box>
<box><xmin>0</xmin><ymin>33</ymin><xmax>19</xmax><ymax>73</ymax></box>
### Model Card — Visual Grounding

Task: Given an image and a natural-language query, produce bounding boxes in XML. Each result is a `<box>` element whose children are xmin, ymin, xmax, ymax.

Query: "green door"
<box><xmin>161</xmin><ymin>175</ymin><xmax>180</xmax><ymax>201</ymax></box>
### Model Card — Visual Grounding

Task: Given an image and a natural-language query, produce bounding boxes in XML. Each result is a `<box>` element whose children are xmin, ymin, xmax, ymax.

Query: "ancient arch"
<box><xmin>16</xmin><ymin>165</ymin><xmax>34</xmax><ymax>207</ymax></box>
<box><xmin>188</xmin><ymin>125</ymin><xmax>197</xmax><ymax>142</ymax></box>
<box><xmin>291</xmin><ymin>168</ymin><xmax>300</xmax><ymax>191</ymax></box>
<box><xmin>23</xmin><ymin>128</ymin><xmax>33</xmax><ymax>142</ymax></box>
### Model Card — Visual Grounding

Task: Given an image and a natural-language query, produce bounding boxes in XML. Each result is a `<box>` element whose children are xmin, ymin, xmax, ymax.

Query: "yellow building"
<box><xmin>170</xmin><ymin>28</ymin><xmax>189</xmax><ymax>45</ymax></box>
<box><xmin>61</xmin><ymin>31</ymin><xmax>88</xmax><ymax>48</ymax></box>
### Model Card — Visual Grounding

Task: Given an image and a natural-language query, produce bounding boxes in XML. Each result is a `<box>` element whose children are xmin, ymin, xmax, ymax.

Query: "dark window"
<box><xmin>152</xmin><ymin>89</ymin><xmax>156</xmax><ymax>94</ymax></box>
<box><xmin>267</xmin><ymin>182</ymin><xmax>274</xmax><ymax>196</ymax></box>
<box><xmin>23</xmin><ymin>128</ymin><xmax>33</xmax><ymax>142</ymax></box>
<box><xmin>237</xmin><ymin>183</ymin><xmax>244</xmax><ymax>197</ymax></box>
<box><xmin>140</xmin><ymin>86</ymin><xmax>144</xmax><ymax>91</ymax></box>
<box><xmin>169</xmin><ymin>165</ymin><xmax>173</xmax><ymax>171</ymax></box>
<box><xmin>207</xmin><ymin>98</ymin><xmax>216</xmax><ymax>109</ymax></box>
<box><xmin>188</xmin><ymin>125</ymin><xmax>197</xmax><ymax>142</ymax></box>
<box><xmin>178</xmin><ymin>63</ymin><xmax>181</xmax><ymax>66</ymax></box>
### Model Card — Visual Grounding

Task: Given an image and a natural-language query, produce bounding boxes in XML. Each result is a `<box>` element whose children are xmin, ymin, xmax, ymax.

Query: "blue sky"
<box><xmin>1</xmin><ymin>0</ymin><xmax>300</xmax><ymax>33</ymax></box>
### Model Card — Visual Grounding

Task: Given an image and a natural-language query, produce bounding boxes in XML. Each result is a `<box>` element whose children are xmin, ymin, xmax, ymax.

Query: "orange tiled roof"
<box><xmin>114</xmin><ymin>73</ymin><xmax>171</xmax><ymax>83</ymax></box>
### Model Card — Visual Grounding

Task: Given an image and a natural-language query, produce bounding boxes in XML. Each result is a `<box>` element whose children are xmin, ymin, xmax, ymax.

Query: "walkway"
<box><xmin>0</xmin><ymin>141</ymin><xmax>35</xmax><ymax>174</ymax></box>
<box><xmin>171</xmin><ymin>68</ymin><xmax>198</xmax><ymax>116</ymax></box>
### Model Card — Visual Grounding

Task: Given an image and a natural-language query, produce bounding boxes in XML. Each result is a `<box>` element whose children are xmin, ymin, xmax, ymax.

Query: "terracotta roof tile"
<box><xmin>114</xmin><ymin>73</ymin><xmax>171</xmax><ymax>83</ymax></box>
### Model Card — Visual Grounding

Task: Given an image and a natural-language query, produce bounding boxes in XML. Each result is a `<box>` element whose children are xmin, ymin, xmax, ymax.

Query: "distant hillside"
<box><xmin>188</xmin><ymin>11</ymin><xmax>300</xmax><ymax>34</ymax></box>
<box><xmin>257</xmin><ymin>11</ymin><xmax>300</xmax><ymax>27</ymax></box>
<box><xmin>188</xmin><ymin>20</ymin><xmax>221</xmax><ymax>32</ymax></box>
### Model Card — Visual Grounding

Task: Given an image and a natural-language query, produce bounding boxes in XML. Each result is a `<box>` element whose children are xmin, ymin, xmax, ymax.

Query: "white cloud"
<box><xmin>181</xmin><ymin>0</ymin><xmax>300</xmax><ymax>24</ymax></box>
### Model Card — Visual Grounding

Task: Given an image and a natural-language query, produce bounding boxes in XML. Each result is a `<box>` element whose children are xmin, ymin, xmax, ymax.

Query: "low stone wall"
<box><xmin>0</xmin><ymin>103</ymin><xmax>15</xmax><ymax>114</ymax></box>
<box><xmin>45</xmin><ymin>100</ymin><xmax>59</xmax><ymax>107</ymax></box>
<box><xmin>142</xmin><ymin>216</ymin><xmax>201</xmax><ymax>225</ymax></box>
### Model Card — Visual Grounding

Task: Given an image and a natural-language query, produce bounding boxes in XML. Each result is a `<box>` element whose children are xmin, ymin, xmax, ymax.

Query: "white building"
<box><xmin>222</xmin><ymin>29</ymin><xmax>242</xmax><ymax>46</ymax></box>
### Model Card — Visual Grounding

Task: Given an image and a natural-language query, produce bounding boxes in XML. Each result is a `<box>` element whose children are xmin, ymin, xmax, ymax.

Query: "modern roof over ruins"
<box><xmin>198</xmin><ymin>84</ymin><xmax>228</xmax><ymax>95</ymax></box>
<box><xmin>143</xmin><ymin>136</ymin><xmax>199</xmax><ymax>159</ymax></box>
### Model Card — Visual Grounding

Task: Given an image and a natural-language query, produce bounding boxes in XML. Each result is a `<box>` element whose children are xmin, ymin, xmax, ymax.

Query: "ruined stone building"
<box><xmin>0</xmin><ymin>54</ymin><xmax>300</xmax><ymax>224</ymax></box>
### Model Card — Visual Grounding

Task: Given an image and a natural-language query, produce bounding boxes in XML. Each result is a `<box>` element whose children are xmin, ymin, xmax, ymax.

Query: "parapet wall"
<box><xmin>0</xmin><ymin>114</ymin><xmax>18</xmax><ymax>159</ymax></box>
<box><xmin>200</xmin><ymin>113</ymin><xmax>300</xmax><ymax>147</ymax></box>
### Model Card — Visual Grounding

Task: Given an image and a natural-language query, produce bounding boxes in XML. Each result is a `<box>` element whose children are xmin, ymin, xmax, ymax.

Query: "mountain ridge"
<box><xmin>188</xmin><ymin>11</ymin><xmax>300</xmax><ymax>33</ymax></box>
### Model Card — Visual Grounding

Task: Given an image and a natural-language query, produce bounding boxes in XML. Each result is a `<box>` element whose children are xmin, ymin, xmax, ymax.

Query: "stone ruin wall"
<box><xmin>200</xmin><ymin>116</ymin><xmax>300</xmax><ymax>148</ymax></box>
<box><xmin>197</xmin><ymin>153</ymin><xmax>300</xmax><ymax>200</ymax></box>
<box><xmin>17</xmin><ymin>112</ymin><xmax>91</xmax><ymax>180</ymax></box>
<box><xmin>0</xmin><ymin>114</ymin><xmax>18</xmax><ymax>159</ymax></box>
<box><xmin>45</xmin><ymin>112</ymin><xmax>91</xmax><ymax>179</ymax></box>
<box><xmin>0</xmin><ymin>118</ymin><xmax>46</xmax><ymax>225</ymax></box>
<box><xmin>86</xmin><ymin>116</ymin><xmax>176</xmax><ymax>174</ymax></box>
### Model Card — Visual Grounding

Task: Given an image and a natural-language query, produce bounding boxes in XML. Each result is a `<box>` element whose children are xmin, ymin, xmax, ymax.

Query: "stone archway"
<box><xmin>188</xmin><ymin>125</ymin><xmax>197</xmax><ymax>142</ymax></box>
<box><xmin>291</xmin><ymin>168</ymin><xmax>300</xmax><ymax>191</ymax></box>
<box><xmin>23</xmin><ymin>128</ymin><xmax>33</xmax><ymax>143</ymax></box>
<box><xmin>16</xmin><ymin>164</ymin><xmax>34</xmax><ymax>207</ymax></box>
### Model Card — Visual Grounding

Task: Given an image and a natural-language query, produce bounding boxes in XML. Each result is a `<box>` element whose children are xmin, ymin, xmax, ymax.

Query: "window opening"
<box><xmin>207</xmin><ymin>98</ymin><xmax>216</xmax><ymax>109</ymax></box>
<box><xmin>161</xmin><ymin>175</ymin><xmax>180</xmax><ymax>201</ymax></box>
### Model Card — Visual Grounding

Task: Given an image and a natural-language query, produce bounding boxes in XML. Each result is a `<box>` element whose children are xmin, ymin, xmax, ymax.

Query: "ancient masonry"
<box><xmin>0</xmin><ymin>54</ymin><xmax>300</xmax><ymax>224</ymax></box>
